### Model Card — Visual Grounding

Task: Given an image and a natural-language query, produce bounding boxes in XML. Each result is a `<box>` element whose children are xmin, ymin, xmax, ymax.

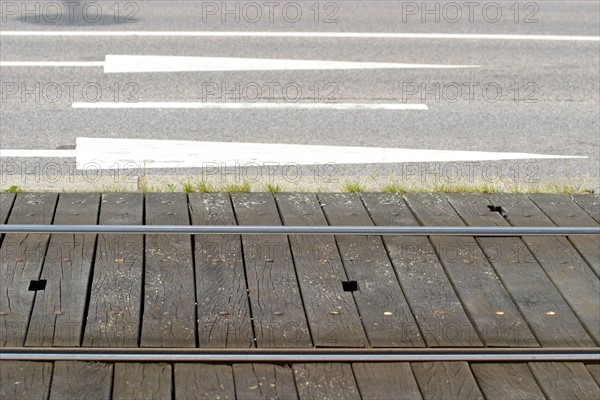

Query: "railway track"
<box><xmin>2</xmin><ymin>347</ymin><xmax>599</xmax><ymax>362</ymax></box>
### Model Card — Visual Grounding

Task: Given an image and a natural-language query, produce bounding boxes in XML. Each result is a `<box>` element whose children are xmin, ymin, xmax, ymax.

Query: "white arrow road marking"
<box><xmin>0</xmin><ymin>31</ymin><xmax>598</xmax><ymax>41</ymax></box>
<box><xmin>72</xmin><ymin>102</ymin><xmax>429</xmax><ymax>110</ymax></box>
<box><xmin>1</xmin><ymin>139</ymin><xmax>585</xmax><ymax>168</ymax></box>
<box><xmin>0</xmin><ymin>55</ymin><xmax>477</xmax><ymax>72</ymax></box>
<box><xmin>101</xmin><ymin>55</ymin><xmax>478</xmax><ymax>73</ymax></box>
<box><xmin>68</xmin><ymin>138</ymin><xmax>584</xmax><ymax>169</ymax></box>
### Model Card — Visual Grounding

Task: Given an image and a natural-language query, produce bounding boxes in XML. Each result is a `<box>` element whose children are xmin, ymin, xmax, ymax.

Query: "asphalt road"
<box><xmin>0</xmin><ymin>1</ymin><xmax>598</xmax><ymax>191</ymax></box>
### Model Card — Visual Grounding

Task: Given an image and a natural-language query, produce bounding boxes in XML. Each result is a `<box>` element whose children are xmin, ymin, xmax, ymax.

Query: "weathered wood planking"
<box><xmin>83</xmin><ymin>193</ymin><xmax>144</xmax><ymax>347</ymax></box>
<box><xmin>142</xmin><ymin>193</ymin><xmax>196</xmax><ymax>347</ymax></box>
<box><xmin>231</xmin><ymin>193</ymin><xmax>311</xmax><ymax>348</ymax></box>
<box><xmin>361</xmin><ymin>193</ymin><xmax>482</xmax><ymax>347</ymax></box>
<box><xmin>0</xmin><ymin>361</ymin><xmax>52</xmax><ymax>400</ymax></box>
<box><xmin>275</xmin><ymin>193</ymin><xmax>368</xmax><ymax>347</ymax></box>
<box><xmin>353</xmin><ymin>362</ymin><xmax>423</xmax><ymax>400</ymax></box>
<box><xmin>0</xmin><ymin>193</ymin><xmax>58</xmax><ymax>347</ymax></box>
<box><xmin>0</xmin><ymin>192</ymin><xmax>15</xmax><ymax>224</ymax></box>
<box><xmin>293</xmin><ymin>363</ymin><xmax>361</xmax><ymax>399</ymax></box>
<box><xmin>572</xmin><ymin>194</ymin><xmax>600</xmax><ymax>223</ymax></box>
<box><xmin>489</xmin><ymin>194</ymin><xmax>600</xmax><ymax>345</ymax></box>
<box><xmin>470</xmin><ymin>363</ymin><xmax>545</xmax><ymax>400</ymax></box>
<box><xmin>49</xmin><ymin>361</ymin><xmax>113</xmax><ymax>400</ymax></box>
<box><xmin>26</xmin><ymin>193</ymin><xmax>100</xmax><ymax>347</ymax></box>
<box><xmin>233</xmin><ymin>363</ymin><xmax>298</xmax><ymax>400</ymax></box>
<box><xmin>317</xmin><ymin>193</ymin><xmax>424</xmax><ymax>347</ymax></box>
<box><xmin>529</xmin><ymin>194</ymin><xmax>599</xmax><ymax>277</ymax></box>
<box><xmin>587</xmin><ymin>364</ymin><xmax>600</xmax><ymax>386</ymax></box>
<box><xmin>175</xmin><ymin>363</ymin><xmax>235</xmax><ymax>399</ymax></box>
<box><xmin>445</xmin><ymin>193</ymin><xmax>595</xmax><ymax>347</ymax></box>
<box><xmin>0</xmin><ymin>193</ymin><xmax>15</xmax><ymax>248</ymax></box>
<box><xmin>411</xmin><ymin>362</ymin><xmax>483</xmax><ymax>400</ymax></box>
<box><xmin>189</xmin><ymin>193</ymin><xmax>254</xmax><ymax>348</ymax></box>
<box><xmin>112</xmin><ymin>363</ymin><xmax>172</xmax><ymax>400</ymax></box>
<box><xmin>529</xmin><ymin>362</ymin><xmax>600</xmax><ymax>400</ymax></box>
<box><xmin>404</xmin><ymin>193</ymin><xmax>537</xmax><ymax>347</ymax></box>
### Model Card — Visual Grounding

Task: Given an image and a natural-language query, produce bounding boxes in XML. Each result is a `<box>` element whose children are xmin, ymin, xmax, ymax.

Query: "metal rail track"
<box><xmin>2</xmin><ymin>348</ymin><xmax>598</xmax><ymax>362</ymax></box>
<box><xmin>1</xmin><ymin>225</ymin><xmax>598</xmax><ymax>236</ymax></box>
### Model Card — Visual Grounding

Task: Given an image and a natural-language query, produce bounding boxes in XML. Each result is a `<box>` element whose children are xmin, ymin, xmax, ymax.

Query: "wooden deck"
<box><xmin>0</xmin><ymin>192</ymin><xmax>599</xmax><ymax>398</ymax></box>
<box><xmin>2</xmin><ymin>360</ymin><xmax>599</xmax><ymax>399</ymax></box>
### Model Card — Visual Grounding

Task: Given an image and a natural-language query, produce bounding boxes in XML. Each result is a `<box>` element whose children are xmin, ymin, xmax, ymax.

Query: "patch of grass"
<box><xmin>431</xmin><ymin>183</ymin><xmax>500</xmax><ymax>193</ymax></box>
<box><xmin>264</xmin><ymin>183</ymin><xmax>282</xmax><ymax>194</ymax></box>
<box><xmin>196</xmin><ymin>181</ymin><xmax>215</xmax><ymax>193</ymax></box>
<box><xmin>343</xmin><ymin>182</ymin><xmax>366</xmax><ymax>193</ymax></box>
<box><xmin>4</xmin><ymin>185</ymin><xmax>22</xmax><ymax>193</ymax></box>
<box><xmin>167</xmin><ymin>184</ymin><xmax>177</xmax><ymax>193</ymax></box>
<box><xmin>182</xmin><ymin>182</ymin><xmax>195</xmax><ymax>193</ymax></box>
<box><xmin>224</xmin><ymin>181</ymin><xmax>252</xmax><ymax>193</ymax></box>
<box><xmin>383</xmin><ymin>183</ymin><xmax>406</xmax><ymax>194</ymax></box>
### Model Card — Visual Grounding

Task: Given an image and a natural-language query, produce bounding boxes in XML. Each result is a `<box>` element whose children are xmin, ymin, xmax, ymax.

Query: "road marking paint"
<box><xmin>0</xmin><ymin>149</ymin><xmax>76</xmax><ymax>158</ymax></box>
<box><xmin>103</xmin><ymin>55</ymin><xmax>477</xmax><ymax>73</ymax></box>
<box><xmin>72</xmin><ymin>102</ymin><xmax>429</xmax><ymax>110</ymax></box>
<box><xmin>0</xmin><ymin>56</ymin><xmax>477</xmax><ymax>72</ymax></box>
<box><xmin>1</xmin><ymin>139</ymin><xmax>585</xmax><ymax>168</ymax></box>
<box><xmin>0</xmin><ymin>31</ymin><xmax>598</xmax><ymax>41</ymax></box>
<box><xmin>0</xmin><ymin>61</ymin><xmax>104</xmax><ymax>67</ymax></box>
<box><xmin>73</xmin><ymin>138</ymin><xmax>585</xmax><ymax>169</ymax></box>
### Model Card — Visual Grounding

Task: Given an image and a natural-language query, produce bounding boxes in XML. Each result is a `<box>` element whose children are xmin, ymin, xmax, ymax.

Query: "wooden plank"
<box><xmin>353</xmin><ymin>362</ymin><xmax>423</xmax><ymax>400</ymax></box>
<box><xmin>529</xmin><ymin>362</ymin><xmax>600</xmax><ymax>400</ymax></box>
<box><xmin>317</xmin><ymin>193</ymin><xmax>424</xmax><ymax>347</ymax></box>
<box><xmin>293</xmin><ymin>363</ymin><xmax>360</xmax><ymax>400</ymax></box>
<box><xmin>142</xmin><ymin>193</ymin><xmax>196</xmax><ymax>347</ymax></box>
<box><xmin>49</xmin><ymin>361</ymin><xmax>112</xmax><ymax>400</ymax></box>
<box><xmin>275</xmin><ymin>193</ymin><xmax>367</xmax><ymax>347</ymax></box>
<box><xmin>175</xmin><ymin>363</ymin><xmax>235</xmax><ymax>399</ymax></box>
<box><xmin>489</xmin><ymin>193</ymin><xmax>600</xmax><ymax>345</ymax></box>
<box><xmin>0</xmin><ymin>193</ymin><xmax>58</xmax><ymax>347</ymax></box>
<box><xmin>446</xmin><ymin>193</ymin><xmax>595</xmax><ymax>347</ymax></box>
<box><xmin>404</xmin><ymin>193</ymin><xmax>537</xmax><ymax>347</ymax></box>
<box><xmin>83</xmin><ymin>193</ymin><xmax>144</xmax><ymax>347</ymax></box>
<box><xmin>411</xmin><ymin>362</ymin><xmax>483</xmax><ymax>400</ymax></box>
<box><xmin>0</xmin><ymin>361</ymin><xmax>52</xmax><ymax>400</ymax></box>
<box><xmin>233</xmin><ymin>363</ymin><xmax>298</xmax><ymax>400</ymax></box>
<box><xmin>25</xmin><ymin>193</ymin><xmax>100</xmax><ymax>347</ymax></box>
<box><xmin>0</xmin><ymin>193</ymin><xmax>15</xmax><ymax>247</ymax></box>
<box><xmin>361</xmin><ymin>193</ymin><xmax>482</xmax><ymax>347</ymax></box>
<box><xmin>231</xmin><ymin>193</ymin><xmax>311</xmax><ymax>348</ymax></box>
<box><xmin>530</xmin><ymin>194</ymin><xmax>600</xmax><ymax>277</ymax></box>
<box><xmin>572</xmin><ymin>194</ymin><xmax>600</xmax><ymax>223</ymax></box>
<box><xmin>586</xmin><ymin>364</ymin><xmax>600</xmax><ymax>386</ymax></box>
<box><xmin>471</xmin><ymin>363</ymin><xmax>544</xmax><ymax>400</ymax></box>
<box><xmin>112</xmin><ymin>363</ymin><xmax>172</xmax><ymax>400</ymax></box>
<box><xmin>188</xmin><ymin>193</ymin><xmax>254</xmax><ymax>348</ymax></box>
<box><xmin>0</xmin><ymin>192</ymin><xmax>15</xmax><ymax>224</ymax></box>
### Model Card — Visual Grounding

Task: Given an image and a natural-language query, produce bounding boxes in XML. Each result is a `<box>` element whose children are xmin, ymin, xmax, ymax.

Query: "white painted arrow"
<box><xmin>74</xmin><ymin>138</ymin><xmax>584</xmax><ymax>169</ymax></box>
<box><xmin>103</xmin><ymin>55</ymin><xmax>478</xmax><ymax>73</ymax></box>
<box><xmin>1</xmin><ymin>55</ymin><xmax>478</xmax><ymax>72</ymax></box>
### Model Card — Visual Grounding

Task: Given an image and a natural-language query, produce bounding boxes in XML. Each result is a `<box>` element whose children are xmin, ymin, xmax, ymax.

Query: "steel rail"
<box><xmin>1</xmin><ymin>348</ymin><xmax>598</xmax><ymax>362</ymax></box>
<box><xmin>0</xmin><ymin>225</ymin><xmax>598</xmax><ymax>236</ymax></box>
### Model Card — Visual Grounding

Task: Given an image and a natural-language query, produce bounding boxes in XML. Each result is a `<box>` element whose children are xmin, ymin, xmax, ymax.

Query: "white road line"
<box><xmin>73</xmin><ymin>138</ymin><xmax>584</xmax><ymax>169</ymax></box>
<box><xmin>72</xmin><ymin>102</ymin><xmax>428</xmax><ymax>110</ymax></box>
<box><xmin>0</xmin><ymin>56</ymin><xmax>476</xmax><ymax>72</ymax></box>
<box><xmin>0</xmin><ymin>61</ymin><xmax>104</xmax><ymax>67</ymax></box>
<box><xmin>0</xmin><ymin>139</ymin><xmax>585</xmax><ymax>167</ymax></box>
<box><xmin>103</xmin><ymin>55</ymin><xmax>476</xmax><ymax>73</ymax></box>
<box><xmin>0</xmin><ymin>149</ymin><xmax>76</xmax><ymax>158</ymax></box>
<box><xmin>0</xmin><ymin>31</ymin><xmax>598</xmax><ymax>41</ymax></box>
